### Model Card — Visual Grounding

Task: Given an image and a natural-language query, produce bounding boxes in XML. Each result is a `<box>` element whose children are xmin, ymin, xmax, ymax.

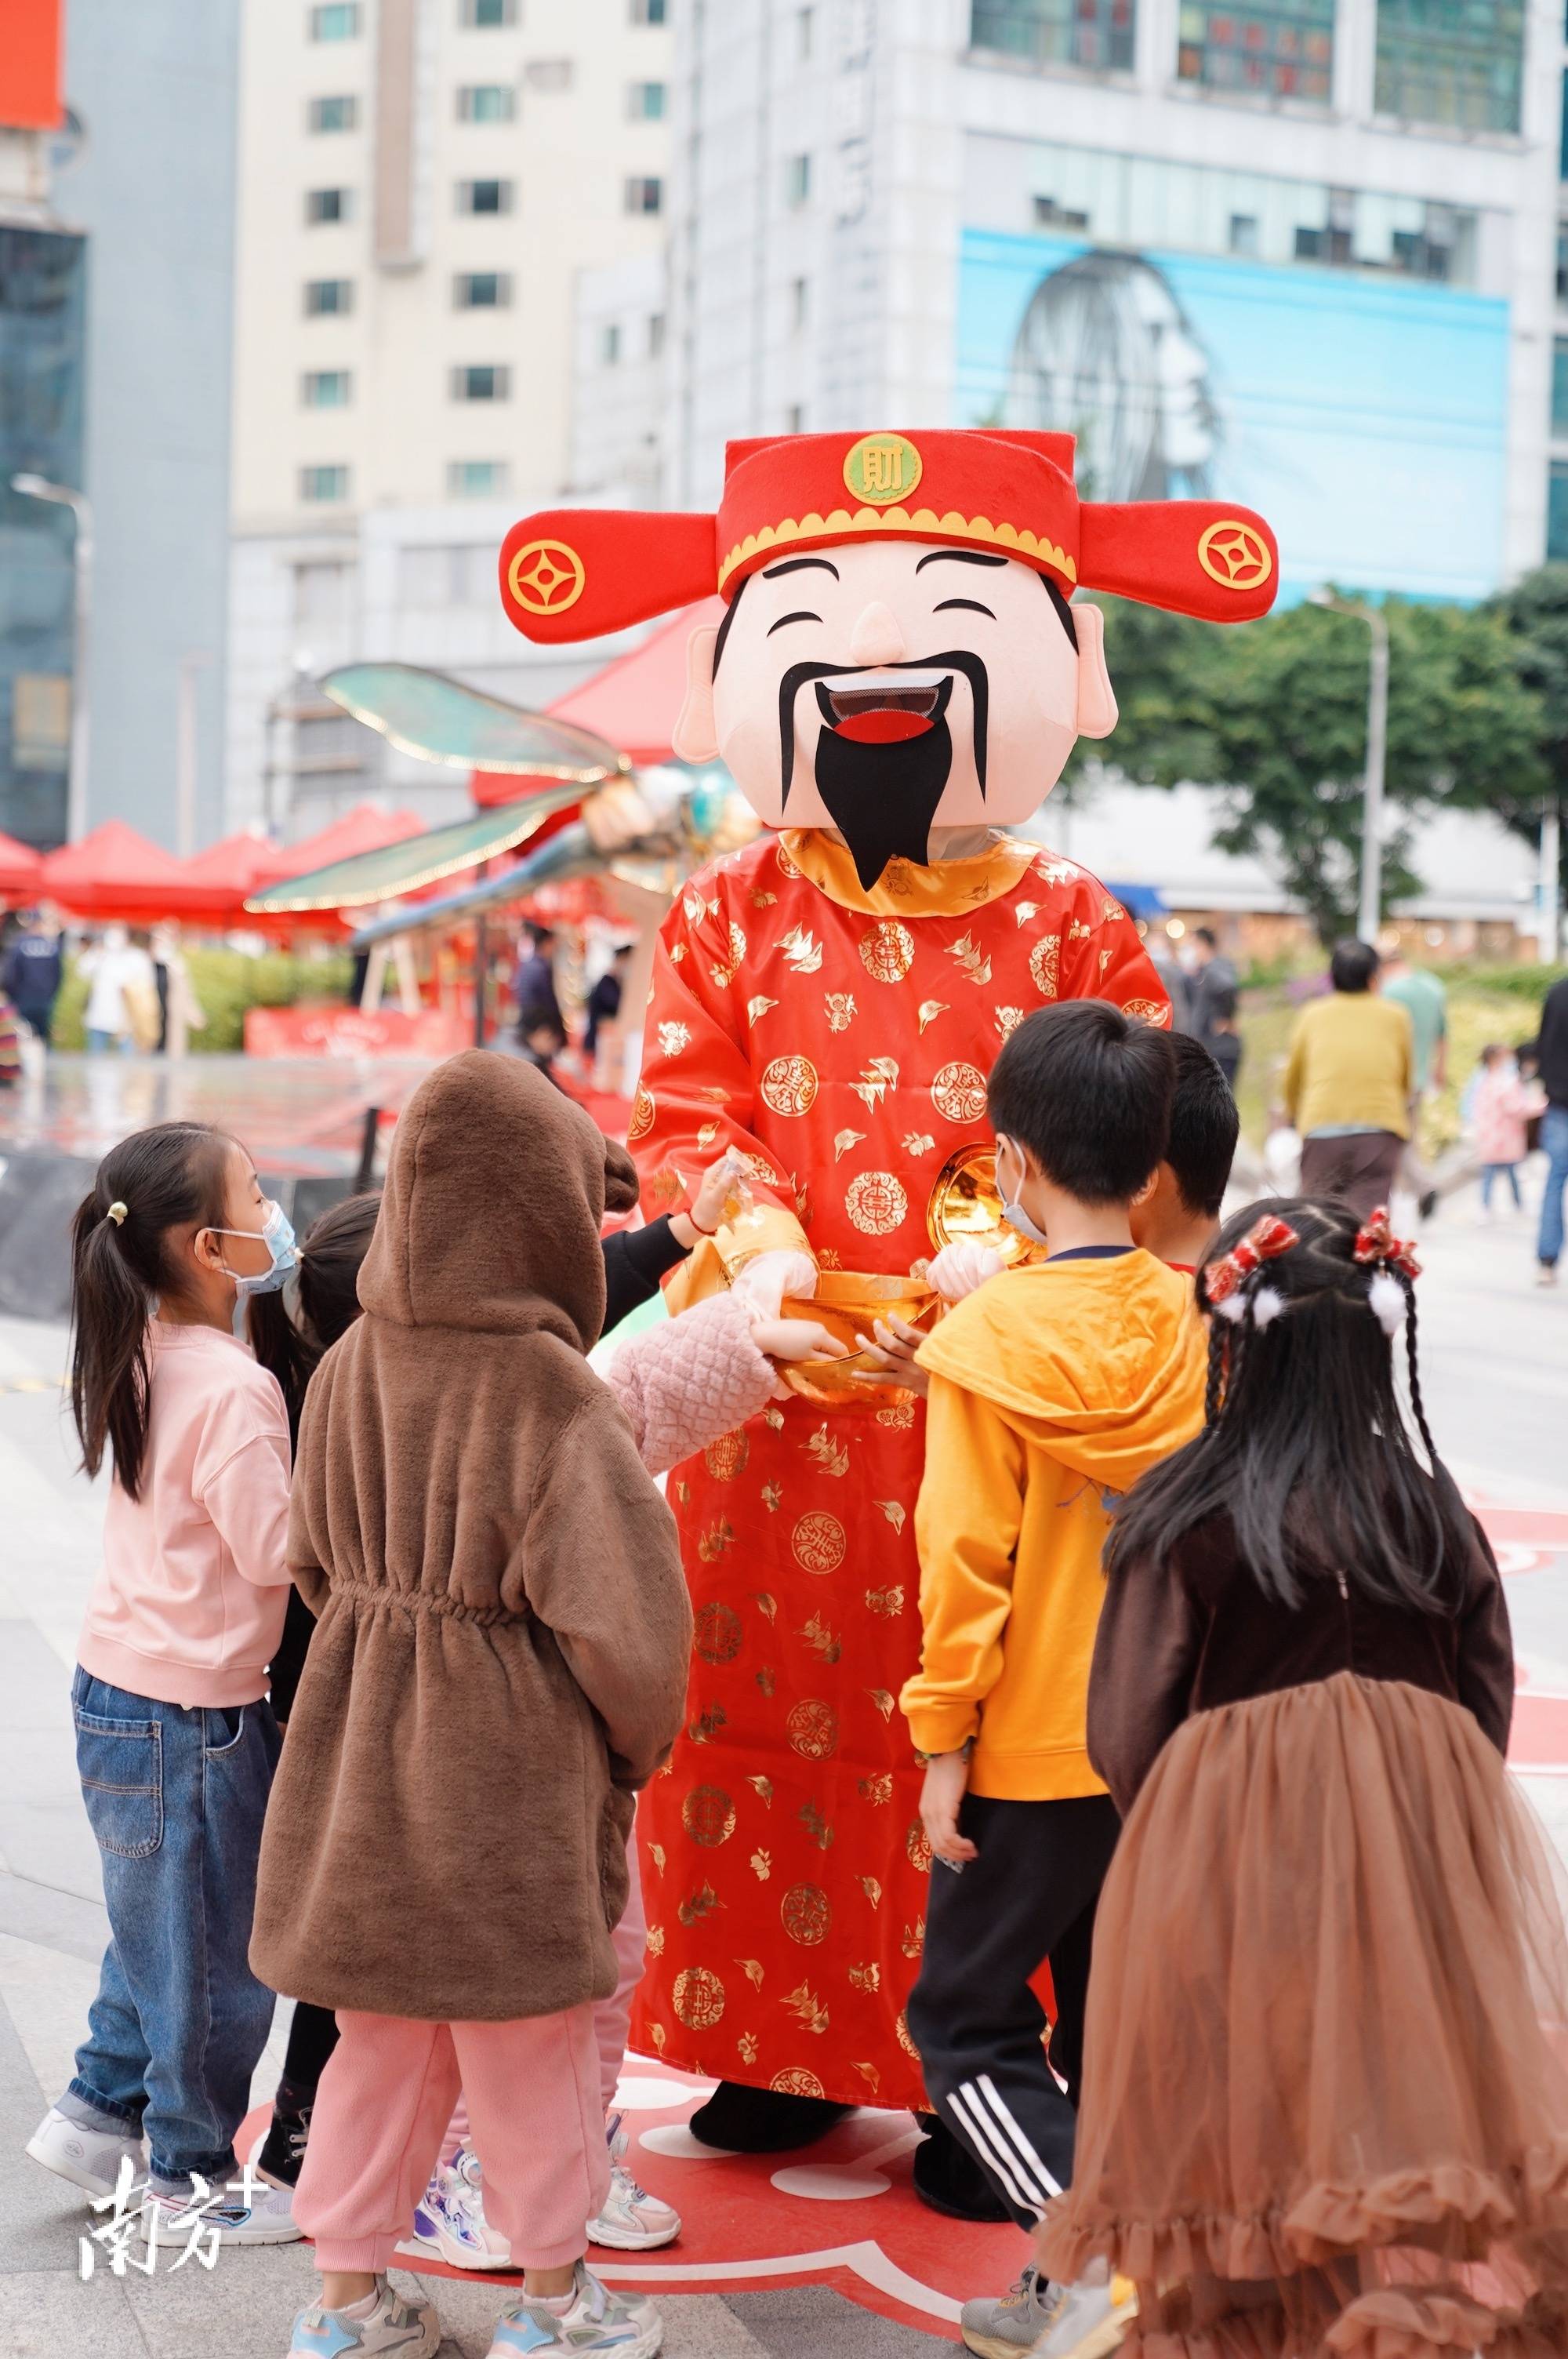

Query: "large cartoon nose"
<box><xmin>847</xmin><ymin>602</ymin><xmax>907</xmax><ymax>669</ymax></box>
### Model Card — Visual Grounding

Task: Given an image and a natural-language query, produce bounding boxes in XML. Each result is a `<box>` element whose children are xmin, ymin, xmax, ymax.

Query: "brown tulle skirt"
<box><xmin>1038</xmin><ymin>1673</ymin><xmax>1568</xmax><ymax>2357</ymax></box>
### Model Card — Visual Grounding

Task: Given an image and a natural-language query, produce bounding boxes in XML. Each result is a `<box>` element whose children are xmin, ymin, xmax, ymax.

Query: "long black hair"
<box><xmin>70</xmin><ymin>1121</ymin><xmax>236</xmax><ymax>1500</ymax></box>
<box><xmin>247</xmin><ymin>1191</ymin><xmax>380</xmax><ymax>1445</ymax></box>
<box><xmin>1108</xmin><ymin>1194</ymin><xmax>1472</xmax><ymax>1615</ymax></box>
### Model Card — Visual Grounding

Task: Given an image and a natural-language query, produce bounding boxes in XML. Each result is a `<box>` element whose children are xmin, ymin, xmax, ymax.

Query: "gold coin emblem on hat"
<box><xmin>842</xmin><ymin>433</ymin><xmax>924</xmax><ymax>508</ymax></box>
<box><xmin>507</xmin><ymin>536</ymin><xmax>586</xmax><ymax>615</ymax></box>
<box><xmin>1196</xmin><ymin>520</ymin><xmax>1272</xmax><ymax>594</ymax></box>
<box><xmin>759</xmin><ymin>1053</ymin><xmax>818</xmax><ymax>1117</ymax></box>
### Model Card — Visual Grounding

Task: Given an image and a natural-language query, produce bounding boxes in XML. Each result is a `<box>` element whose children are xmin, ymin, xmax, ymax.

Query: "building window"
<box><xmin>307</xmin><ymin>93</ymin><xmax>358</xmax><ymax>131</ymax></box>
<box><xmin>624</xmin><ymin>175</ymin><xmax>663</xmax><ymax>213</ymax></box>
<box><xmin>789</xmin><ymin>276</ymin><xmax>808</xmax><ymax>330</ymax></box>
<box><xmin>1176</xmin><ymin>2</ymin><xmax>1334</xmax><ymax>103</ymax></box>
<box><xmin>798</xmin><ymin>7</ymin><xmax>814</xmax><ymax>60</ymax></box>
<box><xmin>1553</xmin><ymin>341</ymin><xmax>1568</xmax><ymax>440</ymax></box>
<box><xmin>630</xmin><ymin>0</ymin><xmax>666</xmax><ymax>21</ymax></box>
<box><xmin>1374</xmin><ymin>1</ymin><xmax>1524</xmax><ymax>134</ymax></box>
<box><xmin>600</xmin><ymin>322</ymin><xmax>622</xmax><ymax>365</ymax></box>
<box><xmin>785</xmin><ymin>153</ymin><xmax>811</xmax><ymax>206</ymax></box>
<box><xmin>304</xmin><ymin>277</ymin><xmax>354</xmax><ymax>315</ymax></box>
<box><xmin>1033</xmin><ymin>191</ymin><xmax>1089</xmax><ymax>228</ymax></box>
<box><xmin>13</xmin><ymin>674</ymin><xmax>70</xmax><ymax>773</ymax></box>
<box><xmin>303</xmin><ymin>369</ymin><xmax>353</xmax><ymax>405</ymax></box>
<box><xmin>451</xmin><ymin>363</ymin><xmax>510</xmax><ymax>399</ymax></box>
<box><xmin>648</xmin><ymin>310</ymin><xmax>666</xmax><ymax>356</ymax></box>
<box><xmin>454</xmin><ymin>269</ymin><xmax>512</xmax><ymax>307</ymax></box>
<box><xmin>1557</xmin><ymin>225</ymin><xmax>1568</xmax><ymax>302</ymax></box>
<box><xmin>1563</xmin><ymin>71</ymin><xmax>1568</xmax><ymax>179</ymax></box>
<box><xmin>306</xmin><ymin>186</ymin><xmax>353</xmax><ymax>224</ymax></box>
<box><xmin>785</xmin><ymin>402</ymin><xmax>804</xmax><ymax>433</ymax></box>
<box><xmin>309</xmin><ymin>2</ymin><xmax>361</xmax><ymax>37</ymax></box>
<box><xmin>627</xmin><ymin>79</ymin><xmax>666</xmax><ymax>118</ymax></box>
<box><xmin>300</xmin><ymin>464</ymin><xmax>350</xmax><ymax>503</ymax></box>
<box><xmin>456</xmin><ymin>82</ymin><xmax>516</xmax><ymax>120</ymax></box>
<box><xmin>457</xmin><ymin>177</ymin><xmax>514</xmax><ymax>214</ymax></box>
<box><xmin>970</xmin><ymin>0</ymin><xmax>1136</xmax><ymax>73</ymax></box>
<box><xmin>459</xmin><ymin>0</ymin><xmax>517</xmax><ymax>24</ymax></box>
<box><xmin>397</xmin><ymin>543</ymin><xmax>495</xmax><ymax>602</ymax></box>
<box><xmin>1229</xmin><ymin>213</ymin><xmax>1259</xmax><ymax>256</ymax></box>
<box><xmin>294</xmin><ymin>561</ymin><xmax>351</xmax><ymax>627</ymax></box>
<box><xmin>447</xmin><ymin>460</ymin><xmax>510</xmax><ymax>498</ymax></box>
<box><xmin>524</xmin><ymin>57</ymin><xmax>574</xmax><ymax>89</ymax></box>
<box><xmin>1550</xmin><ymin>462</ymin><xmax>1568</xmax><ymax>561</ymax></box>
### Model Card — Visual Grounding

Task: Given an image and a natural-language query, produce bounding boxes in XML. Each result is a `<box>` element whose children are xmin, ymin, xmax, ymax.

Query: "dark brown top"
<box><xmin>1087</xmin><ymin>1504</ymin><xmax>1514</xmax><ymax>1818</ymax></box>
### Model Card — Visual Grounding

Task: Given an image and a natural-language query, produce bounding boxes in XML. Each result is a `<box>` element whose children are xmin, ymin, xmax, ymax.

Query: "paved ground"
<box><xmin>1</xmin><ymin>1159</ymin><xmax>1566</xmax><ymax>2357</ymax></box>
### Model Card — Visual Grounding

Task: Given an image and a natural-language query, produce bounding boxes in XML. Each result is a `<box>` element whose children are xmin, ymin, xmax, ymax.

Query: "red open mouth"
<box><xmin>814</xmin><ymin>677</ymin><xmax>951</xmax><ymax>745</ymax></box>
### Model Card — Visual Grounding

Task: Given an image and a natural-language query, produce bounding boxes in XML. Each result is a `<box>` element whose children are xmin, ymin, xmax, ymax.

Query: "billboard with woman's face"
<box><xmin>957</xmin><ymin>227</ymin><xmax>1510</xmax><ymax>602</ymax></box>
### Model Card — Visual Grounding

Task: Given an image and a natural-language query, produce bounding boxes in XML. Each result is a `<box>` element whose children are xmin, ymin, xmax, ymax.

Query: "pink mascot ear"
<box><xmin>1073</xmin><ymin>601</ymin><xmax>1118</xmax><ymax>740</ymax></box>
<box><xmin>673</xmin><ymin>623</ymin><xmax>721</xmax><ymax>762</ymax></box>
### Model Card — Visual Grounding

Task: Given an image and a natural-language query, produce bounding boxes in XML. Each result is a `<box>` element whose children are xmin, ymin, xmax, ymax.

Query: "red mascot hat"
<box><xmin>499</xmin><ymin>428</ymin><xmax>1278</xmax><ymax>643</ymax></box>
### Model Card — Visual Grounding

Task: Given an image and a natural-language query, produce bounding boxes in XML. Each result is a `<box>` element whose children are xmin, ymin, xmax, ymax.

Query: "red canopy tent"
<box><xmin>41</xmin><ymin>820</ymin><xmax>244</xmax><ymax>922</ymax></box>
<box><xmin>471</xmin><ymin>599</ymin><xmax>723</xmax><ymax>807</ymax></box>
<box><xmin>0</xmin><ymin>828</ymin><xmax>44</xmax><ymax>902</ymax></box>
<box><xmin>180</xmin><ymin>829</ymin><xmax>274</xmax><ymax>904</ymax></box>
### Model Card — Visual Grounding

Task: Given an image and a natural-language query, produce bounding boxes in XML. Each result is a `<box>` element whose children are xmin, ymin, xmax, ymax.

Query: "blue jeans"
<box><xmin>65</xmin><ymin>1668</ymin><xmax>281</xmax><ymax>2194</ymax></box>
<box><xmin>1540</xmin><ymin>1105</ymin><xmax>1568</xmax><ymax>1270</ymax></box>
<box><xmin>1480</xmin><ymin>1161</ymin><xmax>1522</xmax><ymax>1210</ymax></box>
<box><xmin>85</xmin><ymin>1027</ymin><xmax>132</xmax><ymax>1055</ymax></box>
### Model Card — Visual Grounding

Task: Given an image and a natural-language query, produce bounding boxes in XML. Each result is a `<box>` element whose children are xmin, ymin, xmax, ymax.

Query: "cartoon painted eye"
<box><xmin>766</xmin><ymin>610</ymin><xmax>822</xmax><ymax>634</ymax></box>
<box><xmin>931</xmin><ymin>598</ymin><xmax>995</xmax><ymax>617</ymax></box>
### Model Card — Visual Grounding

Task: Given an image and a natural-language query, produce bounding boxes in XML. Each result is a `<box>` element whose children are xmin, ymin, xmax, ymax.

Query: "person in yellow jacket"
<box><xmin>900</xmin><ymin>1000</ymin><xmax>1207</xmax><ymax>2359</ymax></box>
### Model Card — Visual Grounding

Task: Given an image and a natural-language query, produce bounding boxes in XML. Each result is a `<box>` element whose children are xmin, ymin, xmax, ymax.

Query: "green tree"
<box><xmin>1481</xmin><ymin>565</ymin><xmax>1568</xmax><ymax>901</ymax></box>
<box><xmin>1081</xmin><ymin>594</ymin><xmax>1546</xmax><ymax>944</ymax></box>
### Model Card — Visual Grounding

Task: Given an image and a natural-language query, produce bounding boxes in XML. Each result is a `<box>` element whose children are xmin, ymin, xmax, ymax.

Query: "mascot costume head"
<box><xmin>498</xmin><ymin>427</ymin><xmax>1276</xmax><ymax>888</ymax></box>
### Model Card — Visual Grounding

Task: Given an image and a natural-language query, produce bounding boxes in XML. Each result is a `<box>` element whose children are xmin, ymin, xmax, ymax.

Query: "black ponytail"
<box><xmin>247</xmin><ymin>1190</ymin><xmax>379</xmax><ymax>1445</ymax></box>
<box><xmin>70</xmin><ymin>1122</ymin><xmax>234</xmax><ymax>1499</ymax></box>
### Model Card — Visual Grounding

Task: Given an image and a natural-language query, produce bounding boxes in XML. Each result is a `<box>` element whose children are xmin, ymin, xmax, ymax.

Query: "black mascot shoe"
<box><xmin>687</xmin><ymin>2081</ymin><xmax>854</xmax><ymax>2153</ymax></box>
<box><xmin>912</xmin><ymin>2114</ymin><xmax>1012</xmax><ymax>2223</ymax></box>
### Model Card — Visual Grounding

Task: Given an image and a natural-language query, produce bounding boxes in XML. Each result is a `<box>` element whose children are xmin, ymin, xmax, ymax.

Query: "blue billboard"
<box><xmin>956</xmin><ymin>227</ymin><xmax>1510</xmax><ymax>604</ymax></box>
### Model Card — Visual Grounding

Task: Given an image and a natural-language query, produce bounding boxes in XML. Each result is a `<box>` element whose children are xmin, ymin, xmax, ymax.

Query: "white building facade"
<box><xmin>659</xmin><ymin>0</ymin><xmax>1567</xmax><ymax>612</ymax></box>
<box><xmin>225</xmin><ymin>0</ymin><xmax>673</xmax><ymax>834</ymax></box>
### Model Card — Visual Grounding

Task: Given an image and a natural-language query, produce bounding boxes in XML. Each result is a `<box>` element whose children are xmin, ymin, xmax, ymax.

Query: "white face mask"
<box><xmin>208</xmin><ymin>1198</ymin><xmax>300</xmax><ymax>1332</ymax></box>
<box><xmin>995</xmin><ymin>1136</ymin><xmax>1050</xmax><ymax>1249</ymax></box>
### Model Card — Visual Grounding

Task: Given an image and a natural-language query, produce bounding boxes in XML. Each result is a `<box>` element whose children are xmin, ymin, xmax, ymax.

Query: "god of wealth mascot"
<box><xmin>499</xmin><ymin>431</ymin><xmax>1276</xmax><ymax>2180</ymax></box>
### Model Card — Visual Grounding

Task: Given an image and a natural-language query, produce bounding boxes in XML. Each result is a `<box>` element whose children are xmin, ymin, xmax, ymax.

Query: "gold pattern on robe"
<box><xmin>845</xmin><ymin>1170</ymin><xmax>909</xmax><ymax>1235</ymax></box>
<box><xmin>760</xmin><ymin>1054</ymin><xmax>819</xmax><ymax>1116</ymax></box>
<box><xmin>1030</xmin><ymin>935</ymin><xmax>1061</xmax><ymax>997</ymax></box>
<box><xmin>858</xmin><ymin>920</ymin><xmax>915</xmax><ymax>983</ymax></box>
<box><xmin>930</xmin><ymin>1060</ymin><xmax>988</xmax><ymax>1124</ymax></box>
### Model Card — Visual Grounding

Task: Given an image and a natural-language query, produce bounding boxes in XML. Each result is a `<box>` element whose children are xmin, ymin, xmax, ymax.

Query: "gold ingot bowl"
<box><xmin>777</xmin><ymin>1270</ymin><xmax>938</xmax><ymax>1408</ymax></box>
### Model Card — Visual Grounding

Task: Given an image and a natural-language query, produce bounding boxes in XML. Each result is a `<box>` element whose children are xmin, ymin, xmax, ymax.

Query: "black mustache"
<box><xmin>777</xmin><ymin>650</ymin><xmax>991</xmax><ymax>808</ymax></box>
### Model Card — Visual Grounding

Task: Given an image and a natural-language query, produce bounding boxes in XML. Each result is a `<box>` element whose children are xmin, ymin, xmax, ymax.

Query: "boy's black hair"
<box><xmin>1193</xmin><ymin>924</ymin><xmax>1218</xmax><ymax>951</ymax></box>
<box><xmin>1330</xmin><ymin>937</ymin><xmax>1379</xmax><ymax>993</ymax></box>
<box><xmin>1166</xmin><ymin>1033</ymin><xmax>1240</xmax><ymax>1217</ymax></box>
<box><xmin>987</xmin><ymin>1000</ymin><xmax>1174</xmax><ymax>1208</ymax></box>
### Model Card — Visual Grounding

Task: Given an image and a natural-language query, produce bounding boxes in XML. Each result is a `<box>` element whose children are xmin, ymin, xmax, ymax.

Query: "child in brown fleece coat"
<box><xmin>251</xmin><ymin>1052</ymin><xmax>692</xmax><ymax>2359</ymax></box>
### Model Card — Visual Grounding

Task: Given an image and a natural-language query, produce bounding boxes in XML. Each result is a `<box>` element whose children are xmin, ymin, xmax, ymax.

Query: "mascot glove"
<box><xmin>730</xmin><ymin>1249</ymin><xmax>818</xmax><ymax>1320</ymax></box>
<box><xmin>928</xmin><ymin>1241</ymin><xmax>1005</xmax><ymax>1303</ymax></box>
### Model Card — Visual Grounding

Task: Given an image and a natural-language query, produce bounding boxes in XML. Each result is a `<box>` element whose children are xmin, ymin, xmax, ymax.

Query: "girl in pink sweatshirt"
<box><xmin>25</xmin><ymin>1121</ymin><xmax>302</xmax><ymax>2248</ymax></box>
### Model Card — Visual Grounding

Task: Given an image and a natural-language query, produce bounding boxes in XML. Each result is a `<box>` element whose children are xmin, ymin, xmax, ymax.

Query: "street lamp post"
<box><xmin>11</xmin><ymin>473</ymin><xmax>93</xmax><ymax>844</ymax></box>
<box><xmin>1310</xmin><ymin>588</ymin><xmax>1389</xmax><ymax>944</ymax></box>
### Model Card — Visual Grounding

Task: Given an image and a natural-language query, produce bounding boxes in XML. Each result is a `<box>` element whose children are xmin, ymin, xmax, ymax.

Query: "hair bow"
<box><xmin>1203</xmin><ymin>1214</ymin><xmax>1299</xmax><ymax>1307</ymax></box>
<box><xmin>1352</xmin><ymin>1206</ymin><xmax>1420</xmax><ymax>1281</ymax></box>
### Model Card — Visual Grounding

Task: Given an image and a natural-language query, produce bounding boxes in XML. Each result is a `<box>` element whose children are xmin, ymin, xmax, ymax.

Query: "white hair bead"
<box><xmin>1250</xmin><ymin>1285</ymin><xmax>1287</xmax><ymax>1329</ymax></box>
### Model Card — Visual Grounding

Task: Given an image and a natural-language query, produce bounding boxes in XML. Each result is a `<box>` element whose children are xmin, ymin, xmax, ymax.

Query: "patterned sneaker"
<box><xmin>26</xmin><ymin>2105</ymin><xmax>145</xmax><ymax>2201</ymax></box>
<box><xmin>141</xmin><ymin>2175</ymin><xmax>302</xmax><ymax>2246</ymax></box>
<box><xmin>287</xmin><ymin>2274</ymin><xmax>440</xmax><ymax>2357</ymax></box>
<box><xmin>960</xmin><ymin>2264</ymin><xmax>1135</xmax><ymax>2359</ymax></box>
<box><xmin>256</xmin><ymin>2094</ymin><xmax>313</xmax><ymax>2191</ymax></box>
<box><xmin>487</xmin><ymin>2263</ymin><xmax>661</xmax><ymax>2359</ymax></box>
<box><xmin>588</xmin><ymin>2114</ymin><xmax>681</xmax><ymax>2252</ymax></box>
<box><xmin>405</xmin><ymin>2141</ymin><xmax>511</xmax><ymax>2270</ymax></box>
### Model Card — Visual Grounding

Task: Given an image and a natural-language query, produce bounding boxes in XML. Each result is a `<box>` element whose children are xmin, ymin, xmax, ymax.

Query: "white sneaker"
<box><xmin>404</xmin><ymin>2143</ymin><xmax>511</xmax><ymax>2270</ymax></box>
<box><xmin>486</xmin><ymin>2263</ymin><xmax>661</xmax><ymax>2359</ymax></box>
<box><xmin>960</xmin><ymin>2264</ymin><xmax>1136</xmax><ymax>2359</ymax></box>
<box><xmin>26</xmin><ymin>2105</ymin><xmax>146</xmax><ymax>2201</ymax></box>
<box><xmin>287</xmin><ymin>2274</ymin><xmax>440</xmax><ymax>2357</ymax></box>
<box><xmin>141</xmin><ymin>2174</ymin><xmax>302</xmax><ymax>2246</ymax></box>
<box><xmin>588</xmin><ymin>2115</ymin><xmax>681</xmax><ymax>2252</ymax></box>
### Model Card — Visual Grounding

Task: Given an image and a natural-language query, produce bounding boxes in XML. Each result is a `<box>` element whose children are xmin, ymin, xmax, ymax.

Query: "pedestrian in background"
<box><xmin>1534</xmin><ymin>968</ymin><xmax>1568</xmax><ymax>1287</ymax></box>
<box><xmin>1469</xmin><ymin>1044</ymin><xmax>1544</xmax><ymax>1218</ymax></box>
<box><xmin>1382</xmin><ymin>945</ymin><xmax>1447</xmax><ymax>1218</ymax></box>
<box><xmin>1282</xmin><ymin>939</ymin><xmax>1412</xmax><ymax>1219</ymax></box>
<box><xmin>1185</xmin><ymin>925</ymin><xmax>1237</xmax><ymax>1051</ymax></box>
<box><xmin>79</xmin><ymin>924</ymin><xmax>159</xmax><ymax>1055</ymax></box>
<box><xmin>1202</xmin><ymin>982</ymin><xmax>1243</xmax><ymax>1097</ymax></box>
<box><xmin>2</xmin><ymin>907</ymin><xmax>63</xmax><ymax>1045</ymax></box>
<box><xmin>512</xmin><ymin>921</ymin><xmax>564</xmax><ymax>1042</ymax></box>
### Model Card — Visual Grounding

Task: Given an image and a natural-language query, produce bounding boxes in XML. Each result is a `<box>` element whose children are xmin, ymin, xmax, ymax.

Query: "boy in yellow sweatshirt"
<box><xmin>901</xmin><ymin>1000</ymin><xmax>1207</xmax><ymax>2359</ymax></box>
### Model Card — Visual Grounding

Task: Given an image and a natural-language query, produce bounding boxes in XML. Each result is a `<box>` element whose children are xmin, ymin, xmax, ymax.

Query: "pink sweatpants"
<box><xmin>296</xmin><ymin>2005</ymin><xmax>610</xmax><ymax>2273</ymax></box>
<box><xmin>445</xmin><ymin>1829</ymin><xmax>647</xmax><ymax>2154</ymax></box>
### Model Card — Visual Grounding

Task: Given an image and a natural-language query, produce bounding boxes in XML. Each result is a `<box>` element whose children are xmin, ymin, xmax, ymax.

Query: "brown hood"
<box><xmin>357</xmin><ymin>1049</ymin><xmax>639</xmax><ymax>1347</ymax></box>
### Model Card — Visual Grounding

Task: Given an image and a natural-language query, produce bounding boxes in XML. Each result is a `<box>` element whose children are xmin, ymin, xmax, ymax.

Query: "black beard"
<box><xmin>813</xmin><ymin>716</ymin><xmax>954</xmax><ymax>891</ymax></box>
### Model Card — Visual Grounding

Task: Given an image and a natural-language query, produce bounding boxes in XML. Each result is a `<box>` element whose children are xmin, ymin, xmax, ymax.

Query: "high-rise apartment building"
<box><xmin>659</xmin><ymin>0</ymin><xmax>1566</xmax><ymax>609</ymax></box>
<box><xmin>227</xmin><ymin>0</ymin><xmax>673</xmax><ymax>832</ymax></box>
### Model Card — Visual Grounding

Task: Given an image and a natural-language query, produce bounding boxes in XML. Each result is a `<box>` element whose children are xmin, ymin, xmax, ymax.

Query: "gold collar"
<box><xmin>779</xmin><ymin>830</ymin><xmax>1040</xmax><ymax>918</ymax></box>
